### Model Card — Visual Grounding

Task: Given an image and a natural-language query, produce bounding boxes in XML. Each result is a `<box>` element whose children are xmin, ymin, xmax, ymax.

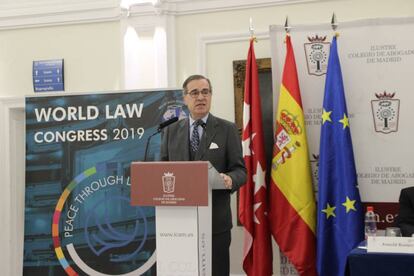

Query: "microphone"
<box><xmin>157</xmin><ymin>116</ymin><xmax>178</xmax><ymax>132</ymax></box>
<box><xmin>144</xmin><ymin>117</ymin><xmax>178</xmax><ymax>161</ymax></box>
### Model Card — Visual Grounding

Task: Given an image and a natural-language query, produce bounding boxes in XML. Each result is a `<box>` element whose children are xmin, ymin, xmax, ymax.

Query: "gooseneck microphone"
<box><xmin>144</xmin><ymin>117</ymin><xmax>179</xmax><ymax>161</ymax></box>
<box><xmin>157</xmin><ymin>117</ymin><xmax>179</xmax><ymax>132</ymax></box>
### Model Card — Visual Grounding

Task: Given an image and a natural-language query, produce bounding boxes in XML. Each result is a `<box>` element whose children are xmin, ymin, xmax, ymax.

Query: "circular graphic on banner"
<box><xmin>52</xmin><ymin>165</ymin><xmax>156</xmax><ymax>275</ymax></box>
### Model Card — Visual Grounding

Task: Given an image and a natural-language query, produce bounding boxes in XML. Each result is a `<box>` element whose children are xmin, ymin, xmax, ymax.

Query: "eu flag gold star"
<box><xmin>339</xmin><ymin>113</ymin><xmax>349</xmax><ymax>129</ymax></box>
<box><xmin>342</xmin><ymin>196</ymin><xmax>357</xmax><ymax>213</ymax></box>
<box><xmin>322</xmin><ymin>203</ymin><xmax>336</xmax><ymax>219</ymax></box>
<box><xmin>321</xmin><ymin>109</ymin><xmax>332</xmax><ymax>124</ymax></box>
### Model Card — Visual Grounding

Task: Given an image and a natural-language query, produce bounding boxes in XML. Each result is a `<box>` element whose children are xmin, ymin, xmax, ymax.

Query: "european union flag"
<box><xmin>316</xmin><ymin>35</ymin><xmax>364</xmax><ymax>276</ymax></box>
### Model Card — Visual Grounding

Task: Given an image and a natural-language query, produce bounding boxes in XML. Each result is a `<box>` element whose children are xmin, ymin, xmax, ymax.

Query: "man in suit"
<box><xmin>160</xmin><ymin>74</ymin><xmax>246</xmax><ymax>276</ymax></box>
<box><xmin>397</xmin><ymin>186</ymin><xmax>414</xmax><ymax>237</ymax></box>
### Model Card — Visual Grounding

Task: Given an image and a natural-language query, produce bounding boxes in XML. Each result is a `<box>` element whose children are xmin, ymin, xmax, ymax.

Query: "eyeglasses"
<box><xmin>185</xmin><ymin>88</ymin><xmax>211</xmax><ymax>98</ymax></box>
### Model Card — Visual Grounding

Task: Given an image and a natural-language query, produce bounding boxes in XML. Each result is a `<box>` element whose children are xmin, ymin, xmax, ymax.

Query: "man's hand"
<box><xmin>220</xmin><ymin>173</ymin><xmax>233</xmax><ymax>190</ymax></box>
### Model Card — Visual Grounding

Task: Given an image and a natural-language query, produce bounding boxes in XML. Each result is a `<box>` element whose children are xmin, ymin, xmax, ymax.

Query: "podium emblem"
<box><xmin>162</xmin><ymin>172</ymin><xmax>175</xmax><ymax>193</ymax></box>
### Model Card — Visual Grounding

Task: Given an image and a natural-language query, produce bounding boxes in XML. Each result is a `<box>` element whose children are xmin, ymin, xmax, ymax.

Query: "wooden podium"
<box><xmin>130</xmin><ymin>161</ymin><xmax>225</xmax><ymax>276</ymax></box>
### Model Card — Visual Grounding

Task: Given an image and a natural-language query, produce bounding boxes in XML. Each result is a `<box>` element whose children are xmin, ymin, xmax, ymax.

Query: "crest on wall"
<box><xmin>304</xmin><ymin>35</ymin><xmax>330</xmax><ymax>76</ymax></box>
<box><xmin>371</xmin><ymin>91</ymin><xmax>400</xmax><ymax>134</ymax></box>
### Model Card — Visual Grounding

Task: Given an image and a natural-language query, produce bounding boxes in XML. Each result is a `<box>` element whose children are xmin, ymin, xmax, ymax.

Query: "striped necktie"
<box><xmin>190</xmin><ymin>120</ymin><xmax>202</xmax><ymax>152</ymax></box>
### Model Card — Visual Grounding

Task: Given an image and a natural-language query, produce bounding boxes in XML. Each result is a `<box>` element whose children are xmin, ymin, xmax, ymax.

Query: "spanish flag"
<box><xmin>269</xmin><ymin>35</ymin><xmax>317</xmax><ymax>276</ymax></box>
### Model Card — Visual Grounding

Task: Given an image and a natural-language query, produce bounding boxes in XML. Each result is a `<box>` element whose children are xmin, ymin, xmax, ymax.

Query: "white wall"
<box><xmin>0</xmin><ymin>21</ymin><xmax>122</xmax><ymax>97</ymax></box>
<box><xmin>174</xmin><ymin>0</ymin><xmax>414</xmax><ymax>274</ymax></box>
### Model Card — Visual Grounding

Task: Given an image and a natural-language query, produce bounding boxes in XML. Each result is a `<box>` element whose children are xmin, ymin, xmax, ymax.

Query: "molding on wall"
<box><xmin>128</xmin><ymin>0</ymin><xmax>323</xmax><ymax>16</ymax></box>
<box><xmin>0</xmin><ymin>96</ymin><xmax>25</xmax><ymax>276</ymax></box>
<box><xmin>0</xmin><ymin>0</ymin><xmax>120</xmax><ymax>30</ymax></box>
<box><xmin>197</xmin><ymin>30</ymin><xmax>270</xmax><ymax>75</ymax></box>
<box><xmin>0</xmin><ymin>0</ymin><xmax>324</xmax><ymax>30</ymax></box>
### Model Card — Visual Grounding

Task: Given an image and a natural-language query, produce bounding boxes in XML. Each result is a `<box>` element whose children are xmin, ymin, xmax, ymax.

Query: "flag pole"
<box><xmin>331</xmin><ymin>12</ymin><xmax>339</xmax><ymax>36</ymax></box>
<box><xmin>284</xmin><ymin>16</ymin><xmax>291</xmax><ymax>34</ymax></box>
<box><xmin>249</xmin><ymin>17</ymin><xmax>257</xmax><ymax>42</ymax></box>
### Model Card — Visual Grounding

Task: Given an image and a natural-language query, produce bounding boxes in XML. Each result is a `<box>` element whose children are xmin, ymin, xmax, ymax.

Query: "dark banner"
<box><xmin>24</xmin><ymin>90</ymin><xmax>186</xmax><ymax>275</ymax></box>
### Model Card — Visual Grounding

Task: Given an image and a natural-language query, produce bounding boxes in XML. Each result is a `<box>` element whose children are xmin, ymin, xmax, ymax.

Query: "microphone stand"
<box><xmin>143</xmin><ymin>131</ymin><xmax>160</xmax><ymax>162</ymax></box>
<box><xmin>198</xmin><ymin>120</ymin><xmax>207</xmax><ymax>160</ymax></box>
<box><xmin>143</xmin><ymin>117</ymin><xmax>178</xmax><ymax>161</ymax></box>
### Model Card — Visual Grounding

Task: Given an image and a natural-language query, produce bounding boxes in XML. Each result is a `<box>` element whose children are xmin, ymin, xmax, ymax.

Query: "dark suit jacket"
<box><xmin>397</xmin><ymin>186</ymin><xmax>414</xmax><ymax>237</ymax></box>
<box><xmin>160</xmin><ymin>114</ymin><xmax>246</xmax><ymax>234</ymax></box>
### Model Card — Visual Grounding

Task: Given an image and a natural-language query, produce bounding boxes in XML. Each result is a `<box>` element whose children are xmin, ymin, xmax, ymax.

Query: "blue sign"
<box><xmin>33</xmin><ymin>59</ymin><xmax>64</xmax><ymax>92</ymax></box>
<box><xmin>24</xmin><ymin>90</ymin><xmax>185</xmax><ymax>275</ymax></box>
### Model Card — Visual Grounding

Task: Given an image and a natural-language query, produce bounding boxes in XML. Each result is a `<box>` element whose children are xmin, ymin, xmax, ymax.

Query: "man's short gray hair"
<box><xmin>182</xmin><ymin>74</ymin><xmax>212</xmax><ymax>94</ymax></box>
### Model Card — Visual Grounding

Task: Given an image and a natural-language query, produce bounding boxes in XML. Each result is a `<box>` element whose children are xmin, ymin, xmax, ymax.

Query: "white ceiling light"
<box><xmin>121</xmin><ymin>0</ymin><xmax>160</xmax><ymax>9</ymax></box>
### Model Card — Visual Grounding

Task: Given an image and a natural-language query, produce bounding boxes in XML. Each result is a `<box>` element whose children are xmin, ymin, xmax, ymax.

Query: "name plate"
<box><xmin>367</xmin><ymin>236</ymin><xmax>414</xmax><ymax>254</ymax></box>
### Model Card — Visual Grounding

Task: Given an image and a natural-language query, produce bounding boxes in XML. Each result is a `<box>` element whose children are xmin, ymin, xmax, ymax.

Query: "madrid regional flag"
<box><xmin>239</xmin><ymin>38</ymin><xmax>273</xmax><ymax>276</ymax></box>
